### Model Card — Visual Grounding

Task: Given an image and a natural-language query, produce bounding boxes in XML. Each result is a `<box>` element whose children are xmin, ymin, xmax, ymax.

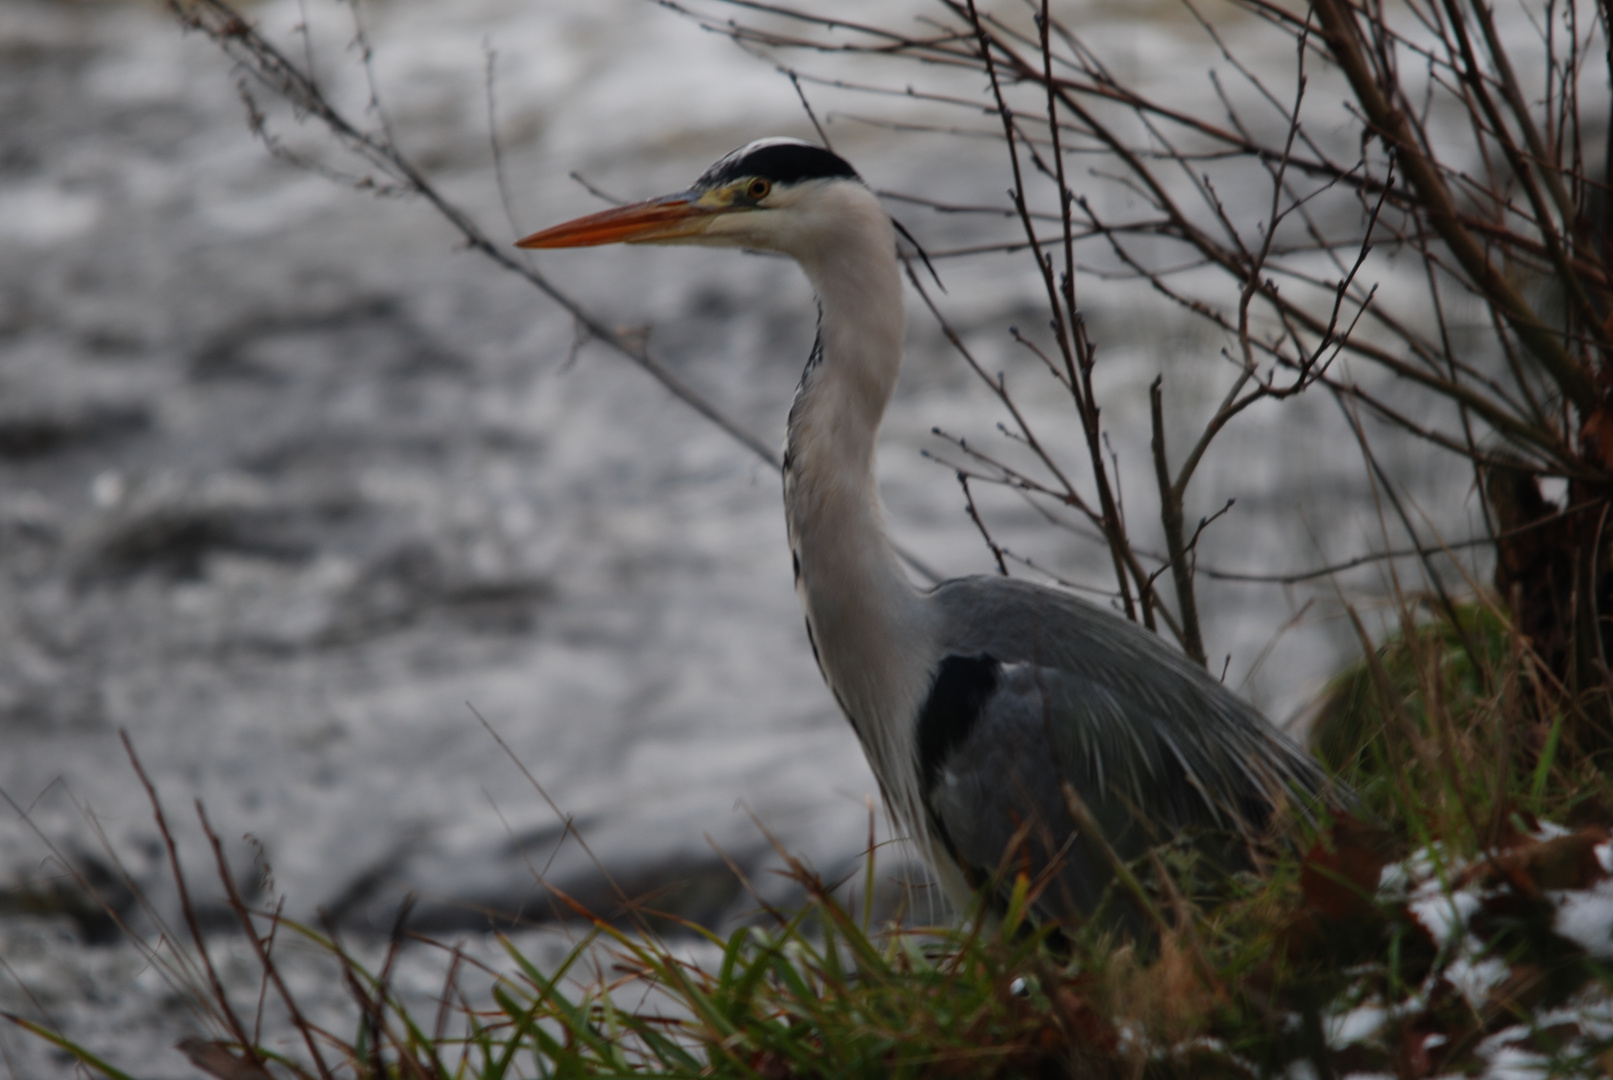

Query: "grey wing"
<box><xmin>919</xmin><ymin>576</ymin><xmax>1330</xmax><ymax>922</ymax></box>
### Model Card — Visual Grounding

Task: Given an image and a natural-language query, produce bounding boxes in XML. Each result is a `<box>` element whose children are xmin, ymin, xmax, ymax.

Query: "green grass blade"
<box><xmin>2</xmin><ymin>1016</ymin><xmax>141</xmax><ymax>1080</ymax></box>
<box><xmin>1529</xmin><ymin>710</ymin><xmax>1566</xmax><ymax>812</ymax></box>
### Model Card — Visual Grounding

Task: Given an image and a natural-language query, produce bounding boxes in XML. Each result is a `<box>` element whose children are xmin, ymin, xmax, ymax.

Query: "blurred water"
<box><xmin>0</xmin><ymin>0</ymin><xmax>1488</xmax><ymax>1070</ymax></box>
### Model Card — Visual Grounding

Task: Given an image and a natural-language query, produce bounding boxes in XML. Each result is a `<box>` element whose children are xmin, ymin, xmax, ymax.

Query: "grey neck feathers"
<box><xmin>782</xmin><ymin>190</ymin><xmax>933</xmax><ymax>826</ymax></box>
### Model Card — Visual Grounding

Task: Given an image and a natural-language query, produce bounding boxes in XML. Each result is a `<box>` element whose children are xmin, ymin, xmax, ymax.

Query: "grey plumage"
<box><xmin>517</xmin><ymin>137</ymin><xmax>1339</xmax><ymax>931</ymax></box>
<box><xmin>920</xmin><ymin>576</ymin><xmax>1325</xmax><ymax>921</ymax></box>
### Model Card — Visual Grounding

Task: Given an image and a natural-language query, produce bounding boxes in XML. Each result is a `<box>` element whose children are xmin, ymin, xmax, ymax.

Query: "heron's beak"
<box><xmin>515</xmin><ymin>191</ymin><xmax>729</xmax><ymax>249</ymax></box>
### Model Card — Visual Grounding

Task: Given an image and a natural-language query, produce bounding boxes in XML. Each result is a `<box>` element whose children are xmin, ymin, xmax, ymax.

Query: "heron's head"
<box><xmin>515</xmin><ymin>138</ymin><xmax>866</xmax><ymax>258</ymax></box>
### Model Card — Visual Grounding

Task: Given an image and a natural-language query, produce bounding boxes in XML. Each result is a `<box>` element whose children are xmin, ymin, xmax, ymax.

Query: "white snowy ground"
<box><xmin>1313</xmin><ymin>829</ymin><xmax>1613</xmax><ymax>1079</ymax></box>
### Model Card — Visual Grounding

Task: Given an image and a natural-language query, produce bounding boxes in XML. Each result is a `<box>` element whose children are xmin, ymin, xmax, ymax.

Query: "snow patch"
<box><xmin>1407</xmin><ymin>887</ymin><xmax>1481</xmax><ymax>949</ymax></box>
<box><xmin>1553</xmin><ymin>876</ymin><xmax>1613</xmax><ymax>958</ymax></box>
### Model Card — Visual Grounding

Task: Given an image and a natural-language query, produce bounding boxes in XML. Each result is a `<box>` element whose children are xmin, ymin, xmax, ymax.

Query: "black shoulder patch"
<box><xmin>916</xmin><ymin>653</ymin><xmax>999</xmax><ymax>796</ymax></box>
<box><xmin>697</xmin><ymin>138</ymin><xmax>859</xmax><ymax>189</ymax></box>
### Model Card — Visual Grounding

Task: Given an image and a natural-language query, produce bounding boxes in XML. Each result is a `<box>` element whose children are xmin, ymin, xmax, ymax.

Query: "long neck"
<box><xmin>783</xmin><ymin>189</ymin><xmax>932</xmax><ymax>806</ymax></box>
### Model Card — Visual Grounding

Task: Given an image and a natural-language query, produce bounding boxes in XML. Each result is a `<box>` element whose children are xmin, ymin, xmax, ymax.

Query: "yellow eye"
<box><xmin>747</xmin><ymin>178</ymin><xmax>771</xmax><ymax>200</ymax></box>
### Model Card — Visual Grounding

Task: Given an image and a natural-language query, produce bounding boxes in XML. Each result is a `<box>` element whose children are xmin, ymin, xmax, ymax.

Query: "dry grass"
<box><xmin>9</xmin><ymin>596</ymin><xmax>1613</xmax><ymax>1078</ymax></box>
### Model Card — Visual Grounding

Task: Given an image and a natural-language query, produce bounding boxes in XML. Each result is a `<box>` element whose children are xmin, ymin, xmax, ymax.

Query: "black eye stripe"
<box><xmin>697</xmin><ymin>140</ymin><xmax>859</xmax><ymax>189</ymax></box>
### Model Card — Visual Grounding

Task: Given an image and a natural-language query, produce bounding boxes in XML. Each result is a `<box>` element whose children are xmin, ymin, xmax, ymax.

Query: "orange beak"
<box><xmin>515</xmin><ymin>193</ymin><xmax>721</xmax><ymax>249</ymax></box>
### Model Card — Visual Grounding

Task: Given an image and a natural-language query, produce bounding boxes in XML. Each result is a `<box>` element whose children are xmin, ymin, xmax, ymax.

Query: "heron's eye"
<box><xmin>747</xmin><ymin>178</ymin><xmax>771</xmax><ymax>201</ymax></box>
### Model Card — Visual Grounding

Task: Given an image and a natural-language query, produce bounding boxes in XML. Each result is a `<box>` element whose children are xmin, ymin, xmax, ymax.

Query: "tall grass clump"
<box><xmin>15</xmin><ymin>632</ymin><xmax>1613</xmax><ymax>1078</ymax></box>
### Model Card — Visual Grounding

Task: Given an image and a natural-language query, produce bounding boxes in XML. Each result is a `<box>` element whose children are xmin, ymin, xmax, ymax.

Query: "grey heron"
<box><xmin>517</xmin><ymin>138</ymin><xmax>1331</xmax><ymax>926</ymax></box>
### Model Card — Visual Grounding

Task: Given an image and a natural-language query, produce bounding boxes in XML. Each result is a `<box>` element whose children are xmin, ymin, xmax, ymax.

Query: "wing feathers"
<box><xmin>917</xmin><ymin>575</ymin><xmax>1332</xmax><ymax>924</ymax></box>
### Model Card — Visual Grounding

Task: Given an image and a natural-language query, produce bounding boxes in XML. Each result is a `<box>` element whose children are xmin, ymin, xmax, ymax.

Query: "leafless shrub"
<box><xmin>161</xmin><ymin>0</ymin><xmax>1610</xmax><ymax>739</ymax></box>
<box><xmin>657</xmin><ymin>0</ymin><xmax>1613</xmax><ymax>753</ymax></box>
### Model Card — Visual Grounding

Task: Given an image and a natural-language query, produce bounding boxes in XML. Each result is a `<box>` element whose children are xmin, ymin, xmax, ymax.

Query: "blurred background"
<box><xmin>0</xmin><ymin>0</ymin><xmax>1486</xmax><ymax>1070</ymax></box>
